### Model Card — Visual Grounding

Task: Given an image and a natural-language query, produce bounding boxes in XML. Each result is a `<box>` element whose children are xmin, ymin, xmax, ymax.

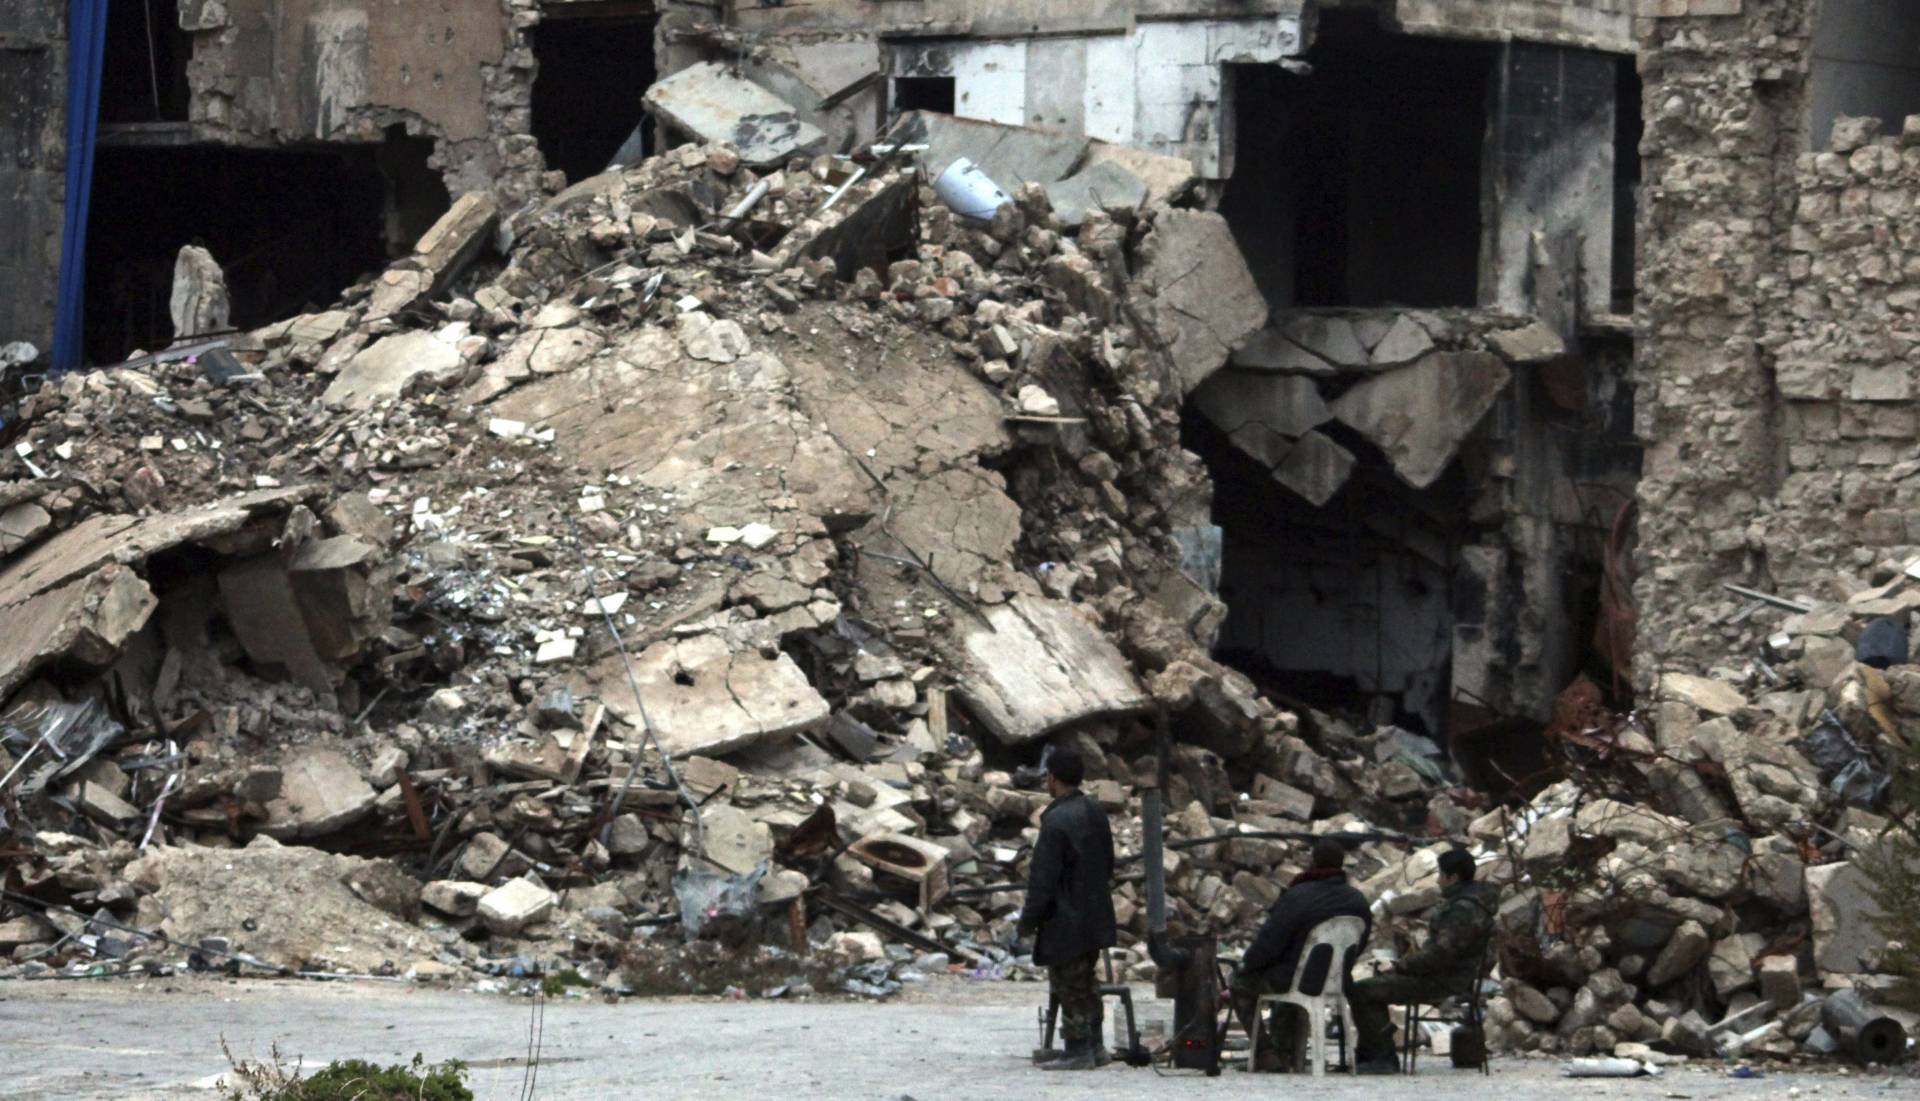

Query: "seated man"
<box><xmin>1350</xmin><ymin>847</ymin><xmax>1499</xmax><ymax>1073</ymax></box>
<box><xmin>1230</xmin><ymin>838</ymin><xmax>1371</xmax><ymax>1072</ymax></box>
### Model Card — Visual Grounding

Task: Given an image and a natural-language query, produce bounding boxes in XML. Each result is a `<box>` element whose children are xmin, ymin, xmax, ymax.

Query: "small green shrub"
<box><xmin>219</xmin><ymin>1044</ymin><xmax>472</xmax><ymax>1101</ymax></box>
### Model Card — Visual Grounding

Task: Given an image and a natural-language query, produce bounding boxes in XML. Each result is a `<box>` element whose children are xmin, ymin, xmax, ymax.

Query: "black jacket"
<box><xmin>1019</xmin><ymin>790</ymin><xmax>1117</xmax><ymax>965</ymax></box>
<box><xmin>1241</xmin><ymin>872</ymin><xmax>1372</xmax><ymax>991</ymax></box>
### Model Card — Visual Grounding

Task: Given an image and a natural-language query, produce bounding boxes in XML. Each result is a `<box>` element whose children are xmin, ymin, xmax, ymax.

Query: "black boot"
<box><xmin>1041</xmin><ymin>1040</ymin><xmax>1100</xmax><ymax>1071</ymax></box>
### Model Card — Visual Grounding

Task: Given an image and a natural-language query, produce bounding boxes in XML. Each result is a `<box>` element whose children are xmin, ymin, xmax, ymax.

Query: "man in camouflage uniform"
<box><xmin>1349</xmin><ymin>848</ymin><xmax>1498</xmax><ymax>1073</ymax></box>
<box><xmin>1018</xmin><ymin>747</ymin><xmax>1117</xmax><ymax>1071</ymax></box>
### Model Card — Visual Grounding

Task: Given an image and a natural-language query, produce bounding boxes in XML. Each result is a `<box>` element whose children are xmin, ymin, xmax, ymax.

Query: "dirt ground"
<box><xmin>1</xmin><ymin>975</ymin><xmax>1908</xmax><ymax>1100</ymax></box>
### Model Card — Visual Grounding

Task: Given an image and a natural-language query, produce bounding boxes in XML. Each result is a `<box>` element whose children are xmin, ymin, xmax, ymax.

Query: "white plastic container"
<box><xmin>934</xmin><ymin>157</ymin><xmax>1011</xmax><ymax>222</ymax></box>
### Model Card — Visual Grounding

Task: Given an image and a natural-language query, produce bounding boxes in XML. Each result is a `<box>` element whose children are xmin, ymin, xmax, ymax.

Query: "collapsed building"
<box><xmin>0</xmin><ymin>0</ymin><xmax>1916</xmax><ymax>1069</ymax></box>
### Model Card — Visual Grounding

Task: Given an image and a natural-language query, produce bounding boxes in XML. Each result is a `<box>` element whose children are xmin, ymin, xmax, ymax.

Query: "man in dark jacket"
<box><xmin>1230</xmin><ymin>838</ymin><xmax>1372</xmax><ymax>1071</ymax></box>
<box><xmin>1349</xmin><ymin>847</ymin><xmax>1499</xmax><ymax>1073</ymax></box>
<box><xmin>1018</xmin><ymin>747</ymin><xmax>1117</xmax><ymax>1071</ymax></box>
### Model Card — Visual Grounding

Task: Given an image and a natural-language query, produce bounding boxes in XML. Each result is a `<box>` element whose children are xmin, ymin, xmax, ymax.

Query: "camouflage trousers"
<box><xmin>1049</xmin><ymin>951</ymin><xmax>1104</xmax><ymax>1045</ymax></box>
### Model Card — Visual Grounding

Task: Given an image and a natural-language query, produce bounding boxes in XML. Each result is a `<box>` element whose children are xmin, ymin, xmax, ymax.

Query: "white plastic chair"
<box><xmin>1249</xmin><ymin>914</ymin><xmax>1366</xmax><ymax>1076</ymax></box>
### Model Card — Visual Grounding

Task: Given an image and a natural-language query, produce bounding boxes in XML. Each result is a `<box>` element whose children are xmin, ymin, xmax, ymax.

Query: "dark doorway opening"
<box><xmin>892</xmin><ymin>77</ymin><xmax>956</xmax><ymax>116</ymax></box>
<box><xmin>1184</xmin><ymin>409</ymin><xmax>1468</xmax><ymax>737</ymax></box>
<box><xmin>1220</xmin><ymin>13</ymin><xmax>1496</xmax><ymax>309</ymax></box>
<box><xmin>531</xmin><ymin>9</ymin><xmax>658</xmax><ymax>183</ymax></box>
<box><xmin>102</xmin><ymin>0</ymin><xmax>192</xmax><ymax>123</ymax></box>
<box><xmin>83</xmin><ymin>135</ymin><xmax>448</xmax><ymax>363</ymax></box>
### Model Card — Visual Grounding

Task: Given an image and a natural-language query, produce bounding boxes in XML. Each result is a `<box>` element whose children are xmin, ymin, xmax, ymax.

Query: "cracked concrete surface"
<box><xmin>1</xmin><ymin>977</ymin><xmax>1886</xmax><ymax>1101</ymax></box>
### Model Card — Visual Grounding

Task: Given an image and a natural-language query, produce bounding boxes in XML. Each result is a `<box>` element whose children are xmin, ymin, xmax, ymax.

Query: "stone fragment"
<box><xmin>586</xmin><ymin>632</ymin><xmax>829</xmax><ymax>757</ymax></box>
<box><xmin>69</xmin><ymin>779</ymin><xmax>138</xmax><ymax>824</ymax></box>
<box><xmin>643</xmin><ymin>63</ymin><xmax>826</xmax><ymax>167</ymax></box>
<box><xmin>1330</xmin><ymin>351</ymin><xmax>1510</xmax><ymax>489</ymax></box>
<box><xmin>323</xmin><ymin>329</ymin><xmax>465</xmax><ymax>409</ymax></box>
<box><xmin>679</xmin><ymin>313</ymin><xmax>751</xmax><ymax>363</ymax></box>
<box><xmin>0</xmin><ymin>564</ymin><xmax>157</xmax><ymax>702</ymax></box>
<box><xmin>1659</xmin><ymin>672</ymin><xmax>1744</xmax><ymax>716</ymax></box>
<box><xmin>693</xmin><ymin>804</ymin><xmax>773</xmax><ymax>876</ymax></box>
<box><xmin>421</xmin><ymin>880</ymin><xmax>488</xmax><ymax>918</ymax></box>
<box><xmin>1646</xmin><ymin>919</ymin><xmax>1710</xmax><ymax>986</ymax></box>
<box><xmin>1486</xmin><ymin>320</ymin><xmax>1566</xmax><ymax>363</ymax></box>
<box><xmin>0</xmin><ymin>502</ymin><xmax>53</xmax><ymax>558</ymax></box>
<box><xmin>953</xmin><ymin>595</ymin><xmax>1150</xmax><ymax>744</ymax></box>
<box><xmin>1369</xmin><ymin>315</ymin><xmax>1436</xmax><ymax>365</ymax></box>
<box><xmin>341</xmin><ymin>860</ymin><xmax>421</xmax><ymax>921</ymax></box>
<box><xmin>412</xmin><ymin>191</ymin><xmax>499</xmax><ymax>292</ymax></box>
<box><xmin>1232</xmin><ymin>330</ymin><xmax>1335</xmax><ymax>375</ymax></box>
<box><xmin>1272</xmin><ymin>430</ymin><xmax>1356</xmax><ymax>507</ymax></box>
<box><xmin>262</xmin><ymin>749</ymin><xmax>377</xmax><ymax>839</ymax></box>
<box><xmin>1281</xmin><ymin>314</ymin><xmax>1370</xmax><ymax>367</ymax></box>
<box><xmin>1707</xmin><ymin>934</ymin><xmax>1760</xmax><ymax>998</ymax></box>
<box><xmin>170</xmin><ymin>244</ymin><xmax>231</xmax><ymax>339</ymax></box>
<box><xmin>1756</xmin><ymin>954</ymin><xmax>1800</xmax><ymax>1010</ymax></box>
<box><xmin>1137</xmin><ymin>210</ymin><xmax>1267</xmax><ymax>395</ymax></box>
<box><xmin>1805</xmin><ymin>862</ymin><xmax>1887</xmax><ymax>974</ymax></box>
<box><xmin>1510</xmin><ymin>982</ymin><xmax>1561</xmax><ymax>1024</ymax></box>
<box><xmin>1190</xmin><ymin>371</ymin><xmax>1332</xmax><ymax>442</ymax></box>
<box><xmin>477</xmin><ymin>877</ymin><xmax>558</xmax><ymax>934</ymax></box>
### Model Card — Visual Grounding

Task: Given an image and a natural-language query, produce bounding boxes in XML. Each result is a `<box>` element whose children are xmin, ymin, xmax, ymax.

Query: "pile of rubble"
<box><xmin>0</xmin><ymin>129</ymin><xmax>1453</xmax><ymax>995</ymax></box>
<box><xmin>1356</xmin><ymin>580</ymin><xmax>1919</xmax><ymax>1063</ymax></box>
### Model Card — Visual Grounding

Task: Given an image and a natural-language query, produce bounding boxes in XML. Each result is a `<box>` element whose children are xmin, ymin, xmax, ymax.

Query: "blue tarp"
<box><xmin>51</xmin><ymin>0</ymin><xmax>109</xmax><ymax>372</ymax></box>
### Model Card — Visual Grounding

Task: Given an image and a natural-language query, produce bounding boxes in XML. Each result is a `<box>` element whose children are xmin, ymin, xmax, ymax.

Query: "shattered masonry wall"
<box><xmin>0</xmin><ymin>5</ymin><xmax>67</xmax><ymax>350</ymax></box>
<box><xmin>177</xmin><ymin>0</ymin><xmax>531</xmax><ymax>201</ymax></box>
<box><xmin>733</xmin><ymin>1</ymin><xmax>1633</xmax><ymax>182</ymax></box>
<box><xmin>1631</xmin><ymin>0</ymin><xmax>1920</xmax><ymax>676</ymax></box>
<box><xmin>1388</xmin><ymin>0</ymin><xmax>1632</xmax><ymax>52</ymax></box>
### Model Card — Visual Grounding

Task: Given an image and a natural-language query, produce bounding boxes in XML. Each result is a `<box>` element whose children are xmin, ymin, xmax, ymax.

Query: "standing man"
<box><xmin>1230</xmin><ymin>838</ymin><xmax>1372</xmax><ymax>1071</ymax></box>
<box><xmin>1019</xmin><ymin>747</ymin><xmax>1117</xmax><ymax>1071</ymax></box>
<box><xmin>1349</xmin><ymin>848</ymin><xmax>1499</xmax><ymax>1073</ymax></box>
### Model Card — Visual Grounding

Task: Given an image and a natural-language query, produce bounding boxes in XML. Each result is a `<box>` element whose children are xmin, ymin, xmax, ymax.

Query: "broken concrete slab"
<box><xmin>953</xmin><ymin>595</ymin><xmax>1151</xmax><ymax>744</ymax></box>
<box><xmin>692</xmin><ymin>803</ymin><xmax>774</xmax><ymax>876</ymax></box>
<box><xmin>322</xmin><ymin>328</ymin><xmax>466</xmax><ymax>410</ymax></box>
<box><xmin>1045</xmin><ymin>160</ymin><xmax>1148</xmax><ymax>226</ymax></box>
<box><xmin>1281</xmin><ymin>315</ymin><xmax>1371</xmax><ymax>369</ymax></box>
<box><xmin>477</xmin><ymin>876</ymin><xmax>557</xmax><ymax>934</ymax></box>
<box><xmin>420</xmin><ymin>880</ymin><xmax>487</xmax><ymax>914</ymax></box>
<box><xmin>219</xmin><ymin>554</ymin><xmax>335</xmax><ymax>692</ymax></box>
<box><xmin>1805</xmin><ymin>862</ymin><xmax>1887</xmax><ymax>975</ymax></box>
<box><xmin>1080</xmin><ymin>141</ymin><xmax>1198</xmax><ymax>209</ymax></box>
<box><xmin>890</xmin><ymin>110</ymin><xmax>1087</xmax><ymax>190</ymax></box>
<box><xmin>0</xmin><ymin>502</ymin><xmax>52</xmax><ymax>558</ymax></box>
<box><xmin>1370</xmin><ymin>315</ymin><xmax>1438</xmax><ymax>365</ymax></box>
<box><xmin>1660</xmin><ymin>672</ymin><xmax>1746</xmax><ymax>716</ymax></box>
<box><xmin>1138</xmin><ymin>210</ymin><xmax>1268</xmax><ymax>395</ymax></box>
<box><xmin>643</xmin><ymin>62</ymin><xmax>826</xmax><ymax>168</ymax></box>
<box><xmin>1488</xmin><ymin>320</ymin><xmax>1568</xmax><ymax>363</ymax></box>
<box><xmin>0</xmin><ymin>486</ymin><xmax>312</xmax><ymax>615</ymax></box>
<box><xmin>1190</xmin><ymin>371</ymin><xmax>1332</xmax><ymax>441</ymax></box>
<box><xmin>0</xmin><ymin>564</ymin><xmax>157</xmax><ymax>701</ymax></box>
<box><xmin>1272</xmin><ymin>430</ymin><xmax>1357</xmax><ymax>508</ymax></box>
<box><xmin>413</xmin><ymin>191</ymin><xmax>499</xmax><ymax>293</ymax></box>
<box><xmin>364</xmin><ymin>268</ymin><xmax>433</xmax><ymax>323</ymax></box>
<box><xmin>585</xmin><ymin>632</ymin><xmax>830</xmax><ymax>758</ymax></box>
<box><xmin>1330</xmin><ymin>350</ymin><xmax>1511</xmax><ymax>489</ymax></box>
<box><xmin>1231</xmin><ymin>329</ymin><xmax>1336</xmax><ymax>375</ymax></box>
<box><xmin>262</xmin><ymin>748</ymin><xmax>377</xmax><ymax>839</ymax></box>
<box><xmin>288</xmin><ymin>535</ymin><xmax>392</xmax><ymax>663</ymax></box>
